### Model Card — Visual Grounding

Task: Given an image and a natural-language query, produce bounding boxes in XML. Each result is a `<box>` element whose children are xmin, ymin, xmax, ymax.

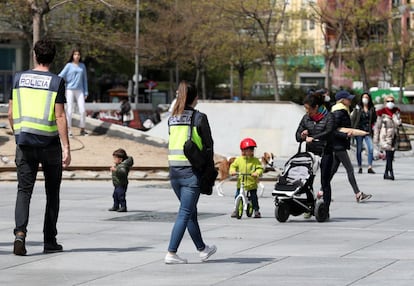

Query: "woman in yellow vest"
<box><xmin>165</xmin><ymin>81</ymin><xmax>217</xmax><ymax>264</ymax></box>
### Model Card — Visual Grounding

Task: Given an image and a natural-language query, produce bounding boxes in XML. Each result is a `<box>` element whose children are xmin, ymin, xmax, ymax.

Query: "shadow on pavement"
<box><xmin>208</xmin><ymin>257</ymin><xmax>275</xmax><ymax>264</ymax></box>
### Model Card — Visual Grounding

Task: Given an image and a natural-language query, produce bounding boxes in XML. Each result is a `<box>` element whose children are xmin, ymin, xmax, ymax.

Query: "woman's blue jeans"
<box><xmin>168</xmin><ymin>174</ymin><xmax>206</xmax><ymax>253</ymax></box>
<box><xmin>355</xmin><ymin>135</ymin><xmax>374</xmax><ymax>167</ymax></box>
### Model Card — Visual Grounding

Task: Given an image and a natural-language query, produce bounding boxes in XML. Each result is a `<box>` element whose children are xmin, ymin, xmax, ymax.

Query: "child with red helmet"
<box><xmin>229</xmin><ymin>138</ymin><xmax>264</xmax><ymax>218</ymax></box>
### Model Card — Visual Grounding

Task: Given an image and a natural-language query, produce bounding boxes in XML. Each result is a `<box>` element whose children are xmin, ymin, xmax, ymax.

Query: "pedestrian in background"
<box><xmin>119</xmin><ymin>98</ymin><xmax>133</xmax><ymax>127</ymax></box>
<box><xmin>58</xmin><ymin>47</ymin><xmax>89</xmax><ymax>137</ymax></box>
<box><xmin>318</xmin><ymin>88</ymin><xmax>333</xmax><ymax>111</ymax></box>
<box><xmin>351</xmin><ymin>92</ymin><xmax>377</xmax><ymax>174</ymax></box>
<box><xmin>108</xmin><ymin>148</ymin><xmax>134</xmax><ymax>212</ymax></box>
<box><xmin>165</xmin><ymin>81</ymin><xmax>216</xmax><ymax>264</ymax></box>
<box><xmin>373</xmin><ymin>95</ymin><xmax>401</xmax><ymax>180</ymax></box>
<box><xmin>330</xmin><ymin>90</ymin><xmax>372</xmax><ymax>203</ymax></box>
<box><xmin>8</xmin><ymin>38</ymin><xmax>71</xmax><ymax>256</ymax></box>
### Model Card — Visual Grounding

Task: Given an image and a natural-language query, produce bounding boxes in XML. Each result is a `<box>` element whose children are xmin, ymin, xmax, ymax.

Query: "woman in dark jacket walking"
<box><xmin>351</xmin><ymin>92</ymin><xmax>377</xmax><ymax>174</ymax></box>
<box><xmin>330</xmin><ymin>90</ymin><xmax>372</xmax><ymax>203</ymax></box>
<box><xmin>295</xmin><ymin>91</ymin><xmax>334</xmax><ymax>221</ymax></box>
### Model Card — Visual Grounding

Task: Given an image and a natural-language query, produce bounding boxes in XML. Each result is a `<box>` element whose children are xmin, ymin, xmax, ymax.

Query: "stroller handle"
<box><xmin>298</xmin><ymin>139</ymin><xmax>319</xmax><ymax>153</ymax></box>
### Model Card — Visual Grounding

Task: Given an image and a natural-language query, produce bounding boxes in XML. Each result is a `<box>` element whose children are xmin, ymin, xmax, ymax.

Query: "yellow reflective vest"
<box><xmin>168</xmin><ymin>110</ymin><xmax>203</xmax><ymax>167</ymax></box>
<box><xmin>12</xmin><ymin>72</ymin><xmax>59</xmax><ymax>137</ymax></box>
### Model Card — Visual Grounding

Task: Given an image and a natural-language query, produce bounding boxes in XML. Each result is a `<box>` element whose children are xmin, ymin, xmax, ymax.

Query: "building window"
<box><xmin>309</xmin><ymin>19</ymin><xmax>315</xmax><ymax>30</ymax></box>
<box><xmin>302</xmin><ymin>20</ymin><xmax>307</xmax><ymax>31</ymax></box>
<box><xmin>283</xmin><ymin>17</ymin><xmax>290</xmax><ymax>32</ymax></box>
<box><xmin>392</xmin><ymin>0</ymin><xmax>401</xmax><ymax>7</ymax></box>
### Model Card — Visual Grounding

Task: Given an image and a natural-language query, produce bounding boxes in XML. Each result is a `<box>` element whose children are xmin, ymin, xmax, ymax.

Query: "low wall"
<box><xmin>147</xmin><ymin>101</ymin><xmax>305</xmax><ymax>158</ymax></box>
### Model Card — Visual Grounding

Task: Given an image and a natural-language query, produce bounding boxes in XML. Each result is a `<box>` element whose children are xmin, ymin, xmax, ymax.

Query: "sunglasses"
<box><xmin>386</xmin><ymin>100</ymin><xmax>394</xmax><ymax>103</ymax></box>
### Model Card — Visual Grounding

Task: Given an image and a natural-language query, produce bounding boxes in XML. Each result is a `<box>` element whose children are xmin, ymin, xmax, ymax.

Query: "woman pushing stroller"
<box><xmin>295</xmin><ymin>91</ymin><xmax>334</xmax><ymax>221</ymax></box>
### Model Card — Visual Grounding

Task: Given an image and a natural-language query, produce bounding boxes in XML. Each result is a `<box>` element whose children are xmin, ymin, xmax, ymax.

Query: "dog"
<box><xmin>215</xmin><ymin>152</ymin><xmax>276</xmax><ymax>197</ymax></box>
<box><xmin>261</xmin><ymin>152</ymin><xmax>275</xmax><ymax>173</ymax></box>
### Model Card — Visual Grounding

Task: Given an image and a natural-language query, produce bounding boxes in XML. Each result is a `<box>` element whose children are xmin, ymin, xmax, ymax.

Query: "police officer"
<box><xmin>164</xmin><ymin>81</ymin><xmax>217</xmax><ymax>264</ymax></box>
<box><xmin>8</xmin><ymin>38</ymin><xmax>71</xmax><ymax>256</ymax></box>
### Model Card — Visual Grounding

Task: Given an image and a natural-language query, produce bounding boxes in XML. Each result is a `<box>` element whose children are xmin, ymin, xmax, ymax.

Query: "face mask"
<box><xmin>386</xmin><ymin>102</ymin><xmax>395</xmax><ymax>109</ymax></box>
<box><xmin>362</xmin><ymin>98</ymin><xmax>369</xmax><ymax>105</ymax></box>
<box><xmin>324</xmin><ymin>95</ymin><xmax>330</xmax><ymax>102</ymax></box>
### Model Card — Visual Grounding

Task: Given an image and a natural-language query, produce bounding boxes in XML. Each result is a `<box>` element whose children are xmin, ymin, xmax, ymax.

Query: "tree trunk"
<box><xmin>398</xmin><ymin>58</ymin><xmax>406</xmax><ymax>104</ymax></box>
<box><xmin>195</xmin><ymin>66</ymin><xmax>200</xmax><ymax>91</ymax></box>
<box><xmin>175</xmin><ymin>62</ymin><xmax>179</xmax><ymax>87</ymax></box>
<box><xmin>31</xmin><ymin>11</ymin><xmax>42</xmax><ymax>68</ymax></box>
<box><xmin>32</xmin><ymin>11</ymin><xmax>41</xmax><ymax>47</ymax></box>
<box><xmin>269</xmin><ymin>59</ymin><xmax>280</xmax><ymax>101</ymax></box>
<box><xmin>238</xmin><ymin>68</ymin><xmax>245</xmax><ymax>100</ymax></box>
<box><xmin>357</xmin><ymin>57</ymin><xmax>369</xmax><ymax>91</ymax></box>
<box><xmin>325</xmin><ymin>55</ymin><xmax>334</xmax><ymax>90</ymax></box>
<box><xmin>201</xmin><ymin>67</ymin><xmax>206</xmax><ymax>100</ymax></box>
<box><xmin>169</xmin><ymin>66</ymin><xmax>174</xmax><ymax>103</ymax></box>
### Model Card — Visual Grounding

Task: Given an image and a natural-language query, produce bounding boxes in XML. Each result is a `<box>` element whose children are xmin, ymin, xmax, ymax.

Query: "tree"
<box><xmin>316</xmin><ymin>0</ymin><xmax>390</xmax><ymax>91</ymax></box>
<box><xmin>220</xmin><ymin>0</ymin><xmax>288</xmax><ymax>101</ymax></box>
<box><xmin>389</xmin><ymin>3</ymin><xmax>414</xmax><ymax>104</ymax></box>
<box><xmin>0</xmin><ymin>0</ymin><xmax>133</xmax><ymax>67</ymax></box>
<box><xmin>188</xmin><ymin>1</ymin><xmax>227</xmax><ymax>99</ymax></box>
<box><xmin>311</xmin><ymin>0</ymin><xmax>350</xmax><ymax>90</ymax></box>
<box><xmin>139</xmin><ymin>0</ymin><xmax>192</xmax><ymax>101</ymax></box>
<box><xmin>347</xmin><ymin>1</ymin><xmax>389</xmax><ymax>90</ymax></box>
<box><xmin>215</xmin><ymin>9</ymin><xmax>262</xmax><ymax>99</ymax></box>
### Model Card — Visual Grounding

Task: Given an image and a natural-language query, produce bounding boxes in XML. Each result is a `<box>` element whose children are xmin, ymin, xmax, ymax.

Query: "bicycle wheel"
<box><xmin>246</xmin><ymin>201</ymin><xmax>253</xmax><ymax>217</ymax></box>
<box><xmin>235</xmin><ymin>196</ymin><xmax>243</xmax><ymax>219</ymax></box>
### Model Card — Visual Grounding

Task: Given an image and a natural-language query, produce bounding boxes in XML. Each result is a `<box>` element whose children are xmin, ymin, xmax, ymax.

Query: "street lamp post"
<box><xmin>135</xmin><ymin>0</ymin><xmax>140</xmax><ymax>108</ymax></box>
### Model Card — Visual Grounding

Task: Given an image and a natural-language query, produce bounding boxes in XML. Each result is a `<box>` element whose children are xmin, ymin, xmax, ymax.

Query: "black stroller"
<box><xmin>272</xmin><ymin>143</ymin><xmax>329</xmax><ymax>222</ymax></box>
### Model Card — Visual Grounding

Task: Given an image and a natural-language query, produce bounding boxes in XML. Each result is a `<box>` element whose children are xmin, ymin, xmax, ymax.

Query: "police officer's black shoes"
<box><xmin>13</xmin><ymin>232</ymin><xmax>27</xmax><ymax>256</ymax></box>
<box><xmin>44</xmin><ymin>242</ymin><xmax>63</xmax><ymax>254</ymax></box>
<box><xmin>117</xmin><ymin>207</ymin><xmax>127</xmax><ymax>212</ymax></box>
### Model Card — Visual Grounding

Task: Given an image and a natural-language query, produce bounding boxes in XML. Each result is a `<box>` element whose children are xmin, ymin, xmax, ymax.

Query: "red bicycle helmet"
<box><xmin>240</xmin><ymin>138</ymin><xmax>257</xmax><ymax>150</ymax></box>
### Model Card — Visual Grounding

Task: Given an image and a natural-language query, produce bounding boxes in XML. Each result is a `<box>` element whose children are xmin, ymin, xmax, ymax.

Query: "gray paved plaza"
<box><xmin>1</xmin><ymin>154</ymin><xmax>414</xmax><ymax>285</ymax></box>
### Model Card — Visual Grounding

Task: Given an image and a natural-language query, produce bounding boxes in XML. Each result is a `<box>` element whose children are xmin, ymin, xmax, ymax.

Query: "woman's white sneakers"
<box><xmin>164</xmin><ymin>245</ymin><xmax>217</xmax><ymax>264</ymax></box>
<box><xmin>165</xmin><ymin>253</ymin><xmax>188</xmax><ymax>264</ymax></box>
<box><xmin>199</xmin><ymin>245</ymin><xmax>217</xmax><ymax>262</ymax></box>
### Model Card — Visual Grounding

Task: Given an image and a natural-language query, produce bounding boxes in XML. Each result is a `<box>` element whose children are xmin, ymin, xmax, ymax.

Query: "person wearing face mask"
<box><xmin>373</xmin><ymin>96</ymin><xmax>401</xmax><ymax>180</ymax></box>
<box><xmin>318</xmin><ymin>88</ymin><xmax>333</xmax><ymax>111</ymax></box>
<box><xmin>351</xmin><ymin>92</ymin><xmax>377</xmax><ymax>174</ymax></box>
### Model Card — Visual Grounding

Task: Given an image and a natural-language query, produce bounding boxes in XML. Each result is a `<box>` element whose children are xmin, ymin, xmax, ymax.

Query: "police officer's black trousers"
<box><xmin>14</xmin><ymin>144</ymin><xmax>62</xmax><ymax>244</ymax></box>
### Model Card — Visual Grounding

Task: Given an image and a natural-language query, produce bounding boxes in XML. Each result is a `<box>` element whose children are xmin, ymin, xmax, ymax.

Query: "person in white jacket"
<box><xmin>373</xmin><ymin>95</ymin><xmax>402</xmax><ymax>180</ymax></box>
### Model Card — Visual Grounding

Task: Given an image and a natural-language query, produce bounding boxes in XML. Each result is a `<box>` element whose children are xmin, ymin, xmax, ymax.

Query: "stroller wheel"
<box><xmin>275</xmin><ymin>202</ymin><xmax>290</xmax><ymax>222</ymax></box>
<box><xmin>315</xmin><ymin>200</ymin><xmax>329</xmax><ymax>222</ymax></box>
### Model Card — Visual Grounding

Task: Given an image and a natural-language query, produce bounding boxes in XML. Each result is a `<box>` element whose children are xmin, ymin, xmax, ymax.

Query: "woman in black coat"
<box><xmin>295</xmin><ymin>91</ymin><xmax>334</xmax><ymax>221</ymax></box>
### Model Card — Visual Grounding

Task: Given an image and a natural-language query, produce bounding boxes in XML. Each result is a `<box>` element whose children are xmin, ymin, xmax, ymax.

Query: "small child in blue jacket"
<box><xmin>108</xmin><ymin>148</ymin><xmax>134</xmax><ymax>212</ymax></box>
